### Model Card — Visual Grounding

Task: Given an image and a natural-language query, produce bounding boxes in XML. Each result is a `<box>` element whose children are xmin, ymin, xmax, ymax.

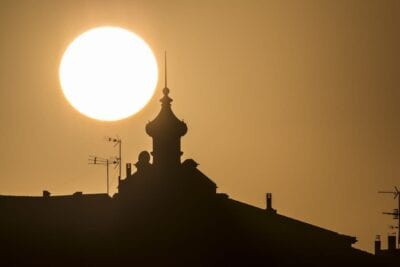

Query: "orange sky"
<box><xmin>0</xmin><ymin>0</ymin><xmax>399</xmax><ymax>253</ymax></box>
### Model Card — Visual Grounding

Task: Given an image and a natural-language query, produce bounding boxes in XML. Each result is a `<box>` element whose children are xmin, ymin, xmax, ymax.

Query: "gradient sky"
<box><xmin>0</xmin><ymin>0</ymin><xmax>399</xmax><ymax>253</ymax></box>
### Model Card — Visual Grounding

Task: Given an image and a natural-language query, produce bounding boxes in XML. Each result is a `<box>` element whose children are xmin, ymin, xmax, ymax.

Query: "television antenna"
<box><xmin>379</xmin><ymin>186</ymin><xmax>400</xmax><ymax>245</ymax></box>
<box><xmin>88</xmin><ymin>155</ymin><xmax>118</xmax><ymax>195</ymax></box>
<box><xmin>105</xmin><ymin>136</ymin><xmax>122</xmax><ymax>182</ymax></box>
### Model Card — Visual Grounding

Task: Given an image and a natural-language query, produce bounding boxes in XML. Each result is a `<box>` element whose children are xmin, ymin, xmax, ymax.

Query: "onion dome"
<box><xmin>145</xmin><ymin>87</ymin><xmax>187</xmax><ymax>138</ymax></box>
<box><xmin>135</xmin><ymin>151</ymin><xmax>151</xmax><ymax>171</ymax></box>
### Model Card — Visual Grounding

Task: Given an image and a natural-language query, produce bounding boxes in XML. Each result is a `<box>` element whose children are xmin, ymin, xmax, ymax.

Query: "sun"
<box><xmin>59</xmin><ymin>26</ymin><xmax>158</xmax><ymax>121</ymax></box>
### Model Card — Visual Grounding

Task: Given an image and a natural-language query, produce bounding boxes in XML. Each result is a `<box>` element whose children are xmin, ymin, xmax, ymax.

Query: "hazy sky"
<box><xmin>0</xmin><ymin>0</ymin><xmax>399</xmax><ymax>252</ymax></box>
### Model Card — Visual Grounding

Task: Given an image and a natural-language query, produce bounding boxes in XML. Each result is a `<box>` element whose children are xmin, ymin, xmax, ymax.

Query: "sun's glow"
<box><xmin>59</xmin><ymin>27</ymin><xmax>158</xmax><ymax>121</ymax></box>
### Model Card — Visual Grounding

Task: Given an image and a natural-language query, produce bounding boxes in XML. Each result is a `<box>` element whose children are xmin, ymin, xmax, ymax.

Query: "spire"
<box><xmin>145</xmin><ymin>54</ymin><xmax>187</xmax><ymax>168</ymax></box>
<box><xmin>161</xmin><ymin>51</ymin><xmax>172</xmax><ymax>106</ymax></box>
<box><xmin>164</xmin><ymin>51</ymin><xmax>167</xmax><ymax>89</ymax></box>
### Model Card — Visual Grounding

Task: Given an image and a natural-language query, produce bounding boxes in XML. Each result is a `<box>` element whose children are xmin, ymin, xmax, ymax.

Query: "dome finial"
<box><xmin>163</xmin><ymin>87</ymin><xmax>170</xmax><ymax>96</ymax></box>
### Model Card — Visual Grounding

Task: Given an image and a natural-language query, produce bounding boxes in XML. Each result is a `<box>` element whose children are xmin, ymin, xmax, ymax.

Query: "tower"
<box><xmin>146</xmin><ymin>53</ymin><xmax>187</xmax><ymax>170</ymax></box>
<box><xmin>145</xmin><ymin>87</ymin><xmax>187</xmax><ymax>170</ymax></box>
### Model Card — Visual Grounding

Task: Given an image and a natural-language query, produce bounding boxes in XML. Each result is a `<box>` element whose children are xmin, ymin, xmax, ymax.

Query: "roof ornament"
<box><xmin>164</xmin><ymin>51</ymin><xmax>167</xmax><ymax>89</ymax></box>
<box><xmin>145</xmin><ymin>52</ymin><xmax>187</xmax><ymax>138</ymax></box>
<box><xmin>161</xmin><ymin>51</ymin><xmax>172</xmax><ymax>105</ymax></box>
<box><xmin>163</xmin><ymin>51</ymin><xmax>170</xmax><ymax>96</ymax></box>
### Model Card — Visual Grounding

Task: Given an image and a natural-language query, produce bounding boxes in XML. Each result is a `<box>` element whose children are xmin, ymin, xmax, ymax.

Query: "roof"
<box><xmin>145</xmin><ymin>87</ymin><xmax>187</xmax><ymax>137</ymax></box>
<box><xmin>0</xmin><ymin>193</ymin><xmax>111</xmax><ymax>202</ymax></box>
<box><xmin>182</xmin><ymin>159</ymin><xmax>217</xmax><ymax>188</ymax></box>
<box><xmin>223</xmin><ymin>197</ymin><xmax>357</xmax><ymax>245</ymax></box>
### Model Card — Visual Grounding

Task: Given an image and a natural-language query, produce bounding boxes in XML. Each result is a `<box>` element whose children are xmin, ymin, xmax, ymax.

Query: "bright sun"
<box><xmin>59</xmin><ymin>26</ymin><xmax>158</xmax><ymax>121</ymax></box>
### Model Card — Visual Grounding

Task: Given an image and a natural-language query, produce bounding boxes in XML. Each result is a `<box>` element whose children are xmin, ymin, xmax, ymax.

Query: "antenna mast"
<box><xmin>88</xmin><ymin>156</ymin><xmax>118</xmax><ymax>195</ymax></box>
<box><xmin>105</xmin><ymin>136</ymin><xmax>122</xmax><ymax>182</ymax></box>
<box><xmin>379</xmin><ymin>186</ymin><xmax>400</xmax><ymax>245</ymax></box>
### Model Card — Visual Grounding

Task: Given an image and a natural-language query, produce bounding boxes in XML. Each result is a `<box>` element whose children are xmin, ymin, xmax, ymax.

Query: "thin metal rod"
<box><xmin>118</xmin><ymin>140</ymin><xmax>122</xmax><ymax>181</ymax></box>
<box><xmin>165</xmin><ymin>51</ymin><xmax>167</xmax><ymax>88</ymax></box>
<box><xmin>106</xmin><ymin>159</ymin><xmax>109</xmax><ymax>196</ymax></box>
<box><xmin>88</xmin><ymin>154</ymin><xmax>116</xmax><ymax>195</ymax></box>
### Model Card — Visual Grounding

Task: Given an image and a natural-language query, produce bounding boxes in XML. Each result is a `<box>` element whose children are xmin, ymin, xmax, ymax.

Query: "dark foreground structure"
<box><xmin>374</xmin><ymin>235</ymin><xmax>400</xmax><ymax>266</ymax></box>
<box><xmin>0</xmin><ymin>86</ymin><xmax>384</xmax><ymax>266</ymax></box>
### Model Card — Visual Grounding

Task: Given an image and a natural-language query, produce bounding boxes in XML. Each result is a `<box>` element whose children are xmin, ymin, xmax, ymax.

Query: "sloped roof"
<box><xmin>182</xmin><ymin>159</ymin><xmax>217</xmax><ymax>188</ymax></box>
<box><xmin>223</xmin><ymin>197</ymin><xmax>357</xmax><ymax>245</ymax></box>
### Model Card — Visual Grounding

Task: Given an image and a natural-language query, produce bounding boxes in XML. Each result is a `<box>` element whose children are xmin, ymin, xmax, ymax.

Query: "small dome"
<box><xmin>138</xmin><ymin>151</ymin><xmax>150</xmax><ymax>163</ymax></box>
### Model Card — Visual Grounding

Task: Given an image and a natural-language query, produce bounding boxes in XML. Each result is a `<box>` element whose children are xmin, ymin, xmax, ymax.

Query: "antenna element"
<box><xmin>379</xmin><ymin>186</ymin><xmax>400</xmax><ymax>245</ymax></box>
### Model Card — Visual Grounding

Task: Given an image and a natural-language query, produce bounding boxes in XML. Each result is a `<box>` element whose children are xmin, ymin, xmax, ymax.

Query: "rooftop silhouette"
<box><xmin>0</xmin><ymin>86</ymin><xmax>392</xmax><ymax>266</ymax></box>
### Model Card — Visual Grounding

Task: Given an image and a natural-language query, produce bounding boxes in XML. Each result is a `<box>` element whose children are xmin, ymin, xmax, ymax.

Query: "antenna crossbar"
<box><xmin>88</xmin><ymin>155</ymin><xmax>118</xmax><ymax>195</ymax></box>
<box><xmin>379</xmin><ymin>186</ymin><xmax>400</xmax><ymax>245</ymax></box>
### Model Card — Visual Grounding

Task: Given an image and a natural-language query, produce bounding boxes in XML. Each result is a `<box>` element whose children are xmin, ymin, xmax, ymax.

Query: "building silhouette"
<box><xmin>374</xmin><ymin>234</ymin><xmax>400</xmax><ymax>264</ymax></box>
<box><xmin>0</xmin><ymin>85</ymin><xmax>387</xmax><ymax>266</ymax></box>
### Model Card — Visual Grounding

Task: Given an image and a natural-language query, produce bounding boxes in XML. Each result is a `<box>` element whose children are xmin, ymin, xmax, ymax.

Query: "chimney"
<box><xmin>374</xmin><ymin>235</ymin><xmax>381</xmax><ymax>255</ymax></box>
<box><xmin>126</xmin><ymin>163</ymin><xmax>132</xmax><ymax>177</ymax></box>
<box><xmin>43</xmin><ymin>190</ymin><xmax>51</xmax><ymax>198</ymax></box>
<box><xmin>266</xmin><ymin>193</ymin><xmax>276</xmax><ymax>213</ymax></box>
<box><xmin>388</xmin><ymin>235</ymin><xmax>396</xmax><ymax>251</ymax></box>
<box><xmin>73</xmin><ymin>191</ymin><xmax>83</xmax><ymax>197</ymax></box>
<box><xmin>266</xmin><ymin>193</ymin><xmax>272</xmax><ymax>209</ymax></box>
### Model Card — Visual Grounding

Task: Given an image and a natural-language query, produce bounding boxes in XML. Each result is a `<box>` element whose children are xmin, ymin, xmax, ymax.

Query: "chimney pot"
<box><xmin>388</xmin><ymin>235</ymin><xmax>396</xmax><ymax>251</ymax></box>
<box><xmin>126</xmin><ymin>163</ymin><xmax>132</xmax><ymax>177</ymax></box>
<box><xmin>266</xmin><ymin>193</ymin><xmax>276</xmax><ymax>213</ymax></box>
<box><xmin>374</xmin><ymin>235</ymin><xmax>381</xmax><ymax>255</ymax></box>
<box><xmin>43</xmin><ymin>190</ymin><xmax>50</xmax><ymax>198</ymax></box>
